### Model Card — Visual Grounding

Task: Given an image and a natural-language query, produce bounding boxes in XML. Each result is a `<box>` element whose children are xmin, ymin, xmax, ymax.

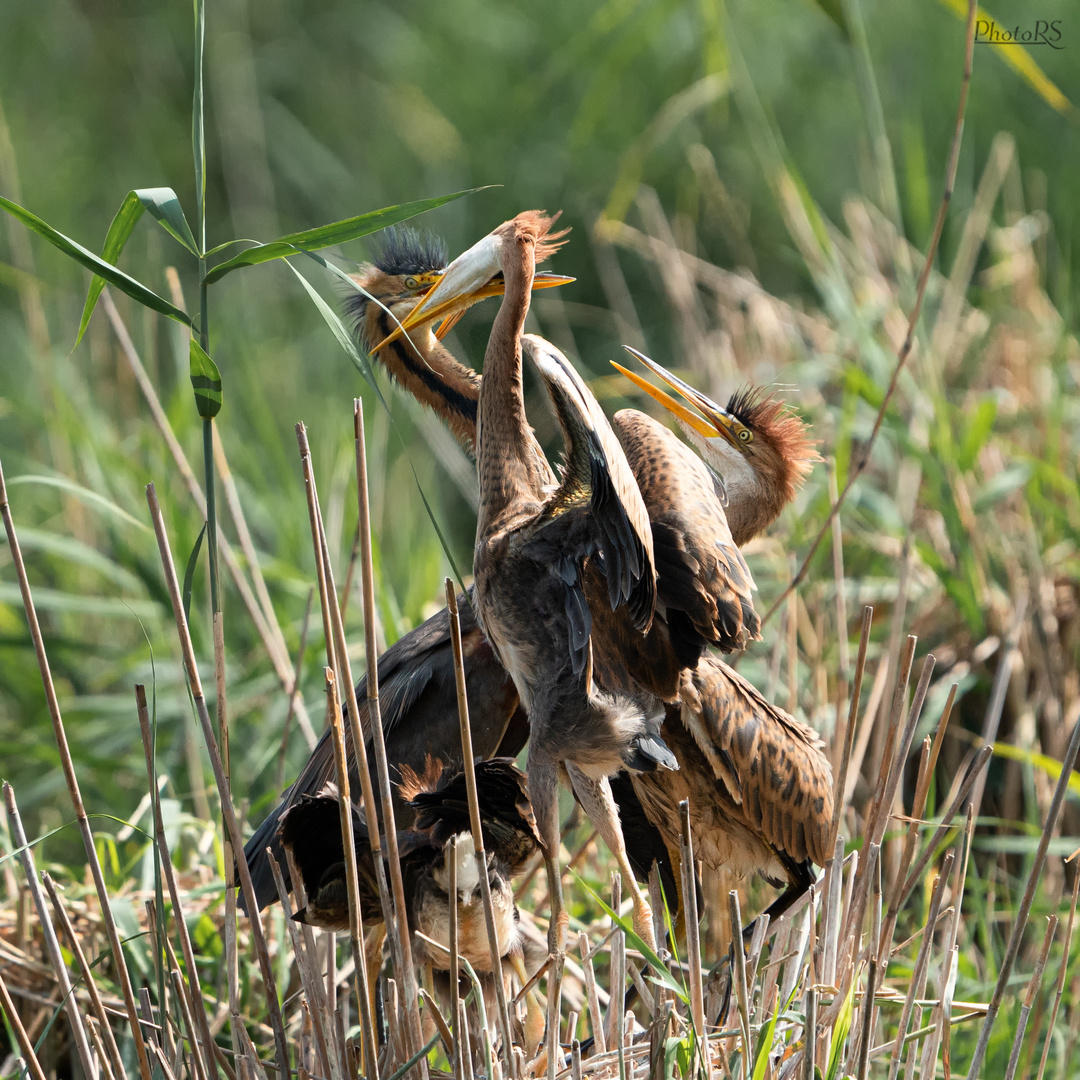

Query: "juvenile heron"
<box><xmin>280</xmin><ymin>756</ymin><xmax>543</xmax><ymax>1035</ymax></box>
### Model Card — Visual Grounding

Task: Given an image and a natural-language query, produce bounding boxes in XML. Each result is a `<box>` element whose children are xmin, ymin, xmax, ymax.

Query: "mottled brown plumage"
<box><xmin>632</xmin><ymin>656</ymin><xmax>833</xmax><ymax>922</ymax></box>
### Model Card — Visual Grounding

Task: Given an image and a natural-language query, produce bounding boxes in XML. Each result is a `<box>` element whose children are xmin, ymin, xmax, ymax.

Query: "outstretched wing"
<box><xmin>521</xmin><ymin>334</ymin><xmax>655</xmax><ymax>633</ymax></box>
<box><xmin>681</xmin><ymin>656</ymin><xmax>833</xmax><ymax>867</ymax></box>
<box><xmin>614</xmin><ymin>408</ymin><xmax>759</xmax><ymax>654</ymax></box>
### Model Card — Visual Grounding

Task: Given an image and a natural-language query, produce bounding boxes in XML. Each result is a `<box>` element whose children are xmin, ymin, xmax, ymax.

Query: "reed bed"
<box><xmin>3</xmin><ymin>0</ymin><xmax>1080</xmax><ymax>1076</ymax></box>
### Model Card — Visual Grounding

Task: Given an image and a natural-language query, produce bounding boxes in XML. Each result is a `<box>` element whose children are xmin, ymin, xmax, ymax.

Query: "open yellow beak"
<box><xmin>370</xmin><ymin>230</ymin><xmax>574</xmax><ymax>353</ymax></box>
<box><xmin>613</xmin><ymin>347</ymin><xmax>740</xmax><ymax>445</ymax></box>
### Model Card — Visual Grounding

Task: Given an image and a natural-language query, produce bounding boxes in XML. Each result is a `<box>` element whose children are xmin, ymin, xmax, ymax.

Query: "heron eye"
<box><xmin>738</xmin><ymin>428</ymin><xmax>753</xmax><ymax>443</ymax></box>
<box><xmin>404</xmin><ymin>275</ymin><xmax>420</xmax><ymax>290</ymax></box>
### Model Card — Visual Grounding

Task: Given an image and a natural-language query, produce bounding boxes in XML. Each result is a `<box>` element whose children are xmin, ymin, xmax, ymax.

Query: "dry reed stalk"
<box><xmin>822</xmin><ymin>838</ymin><xmax>845</xmax><ymax>989</ymax></box>
<box><xmin>606</xmin><ymin>873</ymin><xmax>625</xmax><ymax>1056</ymax></box>
<box><xmin>276</xmin><ymin>586</ymin><xmax>314</xmax><ymax>791</ymax></box>
<box><xmin>168</xmin><ymin>967</ymin><xmax>210</xmax><ymax>1080</ymax></box>
<box><xmin>864</xmin><ymin>636</ymin><xmax>917</xmax><ymax>849</ymax></box>
<box><xmin>0</xmin><ymin>964</ymin><xmax>50</xmax><ymax>1080</ymax></box>
<box><xmin>324</xmin><ymin>666</ymin><xmax>382</xmax><ymax>1079</ymax></box>
<box><xmin>726</xmin><ymin>891</ymin><xmax>751</xmax><ymax>1072</ymax></box>
<box><xmin>966</xmin><ymin>699</ymin><xmax>1080</xmax><ymax>1078</ymax></box>
<box><xmin>830</xmin><ymin>603</ymin><xmax>872</xmax><ymax>850</ymax></box>
<box><xmin>1003</xmin><ymin>915</ymin><xmax>1057</xmax><ymax>1080</ymax></box>
<box><xmin>448</xmin><ymin>834</ymin><xmax>462</xmax><ymax>1078</ymax></box>
<box><xmin>762</xmin><ymin>0</ymin><xmax>979</xmax><ymax>624</ymax></box>
<box><xmin>445</xmin><ymin>581</ymin><xmax>517</xmax><ymax>1070</ymax></box>
<box><xmin>829</xmin><ymin>463</ymin><xmax>850</xmax><ymax>755</ymax></box>
<box><xmin>267</xmin><ymin>852</ymin><xmax>340</xmax><ymax>1080</ymax></box>
<box><xmin>579</xmin><ymin>932</ymin><xmax>606</xmax><ymax>1056</ymax></box>
<box><xmin>1035</xmin><ymin>865</ymin><xmax>1080</xmax><ymax>1080</ymax></box>
<box><xmin>295</xmin><ymin>420</ymin><xmax>405</xmax><ymax>1070</ymax></box>
<box><xmin>854</xmin><ymin>845</ymin><xmax>881</xmax><ymax>1080</ymax></box>
<box><xmin>786</xmin><ymin>558</ymin><xmax>798</xmax><ymax>714</ymax></box>
<box><xmin>678</xmin><ymin>804</ymin><xmax>707</xmax><ymax>1060</ymax></box>
<box><xmin>42</xmin><ymin>873</ymin><xmax>127</xmax><ymax>1080</ymax></box>
<box><xmin>887</xmin><ymin>853</ymin><xmax>954</xmax><ymax>1080</ymax></box>
<box><xmin>570</xmin><ymin>1038</ymin><xmax>583</xmax><ymax>1080</ymax></box>
<box><xmin>968</xmin><ymin>597</ymin><xmax>1029</xmax><ymax>823</ymax></box>
<box><xmin>2</xmin><ymin>788</ymin><xmax>98</xmax><ymax>1080</ymax></box>
<box><xmin>145</xmin><ymin>482</ymin><xmax>290</xmax><ymax>1077</ymax></box>
<box><xmin>894</xmin><ymin>745</ymin><xmax>991</xmax><ymax>913</ymax></box>
<box><xmin>86</xmin><ymin>1018</ymin><xmax>118</xmax><ymax>1080</ymax></box>
<box><xmin>144</xmin><ymin>900</ymin><xmax>176</xmax><ymax>1062</ymax></box>
<box><xmin>135</xmin><ymin>684</ymin><xmax>219</xmax><ymax>1080</ymax></box>
<box><xmin>0</xmin><ymin>453</ymin><xmax>153</xmax><ymax>1080</ymax></box>
<box><xmin>102</xmin><ymin>291</ymin><xmax>317</xmax><ymax>750</ymax></box>
<box><xmin>352</xmin><ymin>404</ymin><xmax>428</xmax><ymax>1072</ymax></box>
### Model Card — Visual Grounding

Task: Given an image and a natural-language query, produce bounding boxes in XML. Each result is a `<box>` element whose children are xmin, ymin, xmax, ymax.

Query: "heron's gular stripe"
<box><xmin>385</xmin><ymin>337</ymin><xmax>478</xmax><ymax>427</ymax></box>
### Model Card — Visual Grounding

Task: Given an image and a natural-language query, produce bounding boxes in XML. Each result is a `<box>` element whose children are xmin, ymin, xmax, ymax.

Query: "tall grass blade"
<box><xmin>0</xmin><ymin>195</ymin><xmax>190</xmax><ymax>326</ymax></box>
<box><xmin>203</xmin><ymin>189</ymin><xmax>487</xmax><ymax>283</ymax></box>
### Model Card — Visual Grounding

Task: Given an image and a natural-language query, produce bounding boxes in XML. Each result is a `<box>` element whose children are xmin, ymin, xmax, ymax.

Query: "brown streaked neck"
<box><xmin>367</xmin><ymin>312</ymin><xmax>481</xmax><ymax>453</ymax></box>
<box><xmin>723</xmin><ymin>481</ymin><xmax>785</xmax><ymax>547</ymax></box>
<box><xmin>476</xmin><ymin>236</ymin><xmax>547</xmax><ymax>532</ymax></box>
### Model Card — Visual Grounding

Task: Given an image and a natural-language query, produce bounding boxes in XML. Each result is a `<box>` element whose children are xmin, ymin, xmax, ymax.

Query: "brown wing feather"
<box><xmin>521</xmin><ymin>335</ymin><xmax>656</xmax><ymax>632</ymax></box>
<box><xmin>613</xmin><ymin>409</ymin><xmax>760</xmax><ymax>653</ymax></box>
<box><xmin>682</xmin><ymin>656</ymin><xmax>833</xmax><ymax>867</ymax></box>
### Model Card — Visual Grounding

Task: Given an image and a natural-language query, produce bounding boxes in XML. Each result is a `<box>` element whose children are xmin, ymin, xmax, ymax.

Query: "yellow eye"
<box><xmin>404</xmin><ymin>275</ymin><xmax>420</xmax><ymax>290</ymax></box>
<box><xmin>738</xmin><ymin>428</ymin><xmax>753</xmax><ymax>443</ymax></box>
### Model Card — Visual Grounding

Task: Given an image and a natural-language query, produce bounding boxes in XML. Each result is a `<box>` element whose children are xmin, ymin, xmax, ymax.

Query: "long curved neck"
<box><xmin>476</xmin><ymin>238</ymin><xmax>544</xmax><ymax>532</ymax></box>
<box><xmin>369</xmin><ymin>315</ymin><xmax>480</xmax><ymax>453</ymax></box>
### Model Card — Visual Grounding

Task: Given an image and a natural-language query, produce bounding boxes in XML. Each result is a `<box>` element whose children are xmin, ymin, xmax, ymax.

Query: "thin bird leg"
<box><xmin>566</xmin><ymin>765</ymin><xmax>658</xmax><ymax>953</ymax></box>
<box><xmin>529</xmin><ymin>753</ymin><xmax>569</xmax><ymax>957</ymax></box>
<box><xmin>509</xmin><ymin>950</ymin><xmax>546</xmax><ymax>1055</ymax></box>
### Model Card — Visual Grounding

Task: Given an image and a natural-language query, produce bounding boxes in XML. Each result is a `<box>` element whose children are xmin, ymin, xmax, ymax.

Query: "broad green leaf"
<box><xmin>992</xmin><ymin>742</ymin><xmax>1080</xmax><ymax>798</ymax></box>
<box><xmin>937</xmin><ymin>0</ymin><xmax>1073</xmax><ymax>114</ymax></box>
<box><xmin>75</xmin><ymin>191</ymin><xmax>143</xmax><ymax>348</ymax></box>
<box><xmin>825</xmin><ymin>978</ymin><xmax>856</xmax><ymax>1080</ymax></box>
<box><xmin>202</xmin><ymin>188</ymin><xmax>487</xmax><ymax>284</ymax></box>
<box><xmin>189</xmin><ymin>338</ymin><xmax>222</xmax><ymax>418</ymax></box>
<box><xmin>182</xmin><ymin>523</ymin><xmax>207</xmax><ymax>626</ymax></box>
<box><xmin>138</xmin><ymin>187</ymin><xmax>199</xmax><ymax>254</ymax></box>
<box><xmin>958</xmin><ymin>396</ymin><xmax>997</xmax><ymax>471</ymax></box>
<box><xmin>974</xmin><ymin>461</ymin><xmax>1032</xmax><ymax>513</ymax></box>
<box><xmin>0</xmin><ymin>195</ymin><xmax>191</xmax><ymax>328</ymax></box>
<box><xmin>74</xmin><ymin>187</ymin><xmax>198</xmax><ymax>349</ymax></box>
<box><xmin>574</xmin><ymin>871</ymin><xmax>689</xmax><ymax>1003</ymax></box>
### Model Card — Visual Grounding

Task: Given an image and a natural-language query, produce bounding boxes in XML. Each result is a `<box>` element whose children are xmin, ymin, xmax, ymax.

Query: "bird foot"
<box><xmin>548</xmin><ymin>908</ymin><xmax>570</xmax><ymax>957</ymax></box>
<box><xmin>632</xmin><ymin>898</ymin><xmax>658</xmax><ymax>954</ymax></box>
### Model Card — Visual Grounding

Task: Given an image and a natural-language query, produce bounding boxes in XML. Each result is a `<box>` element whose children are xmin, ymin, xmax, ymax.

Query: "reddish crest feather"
<box><xmin>726</xmin><ymin>386</ymin><xmax>820</xmax><ymax>496</ymax></box>
<box><xmin>396</xmin><ymin>754</ymin><xmax>446</xmax><ymax>802</ymax></box>
<box><xmin>498</xmin><ymin>210</ymin><xmax>571</xmax><ymax>263</ymax></box>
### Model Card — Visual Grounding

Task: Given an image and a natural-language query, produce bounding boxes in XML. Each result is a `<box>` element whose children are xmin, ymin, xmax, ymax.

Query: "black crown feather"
<box><xmin>373</xmin><ymin>226</ymin><xmax>447</xmax><ymax>277</ymax></box>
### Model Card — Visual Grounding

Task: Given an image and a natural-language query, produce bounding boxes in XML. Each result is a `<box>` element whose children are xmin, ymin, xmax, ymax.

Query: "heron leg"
<box><xmin>565</xmin><ymin>765</ymin><xmax>657</xmax><ymax>953</ymax></box>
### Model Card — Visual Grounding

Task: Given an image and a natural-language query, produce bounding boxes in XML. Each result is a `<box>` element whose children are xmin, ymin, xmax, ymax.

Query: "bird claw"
<box><xmin>632</xmin><ymin>898</ymin><xmax>657</xmax><ymax>954</ymax></box>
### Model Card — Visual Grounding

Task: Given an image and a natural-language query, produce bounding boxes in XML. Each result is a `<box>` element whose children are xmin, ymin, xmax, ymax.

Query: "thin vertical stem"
<box><xmin>146</xmin><ymin>482</ymin><xmax>290</xmax><ymax>1080</ymax></box>
<box><xmin>135</xmin><ymin>685</ymin><xmax>218</xmax><ymax>1080</ymax></box>
<box><xmin>445</xmin><ymin>581</ymin><xmax>517</xmax><ymax>1072</ymax></box>
<box><xmin>0</xmin><ymin>454</ymin><xmax>153</xmax><ymax>1080</ymax></box>
<box><xmin>353</xmin><ymin>402</ymin><xmax>427</xmax><ymax>1074</ymax></box>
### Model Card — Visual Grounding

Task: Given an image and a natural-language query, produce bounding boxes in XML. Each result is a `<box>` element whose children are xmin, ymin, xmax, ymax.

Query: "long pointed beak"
<box><xmin>370</xmin><ymin>231</ymin><xmax>574</xmax><ymax>353</ymax></box>
<box><xmin>613</xmin><ymin>347</ymin><xmax>740</xmax><ymax>446</ymax></box>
